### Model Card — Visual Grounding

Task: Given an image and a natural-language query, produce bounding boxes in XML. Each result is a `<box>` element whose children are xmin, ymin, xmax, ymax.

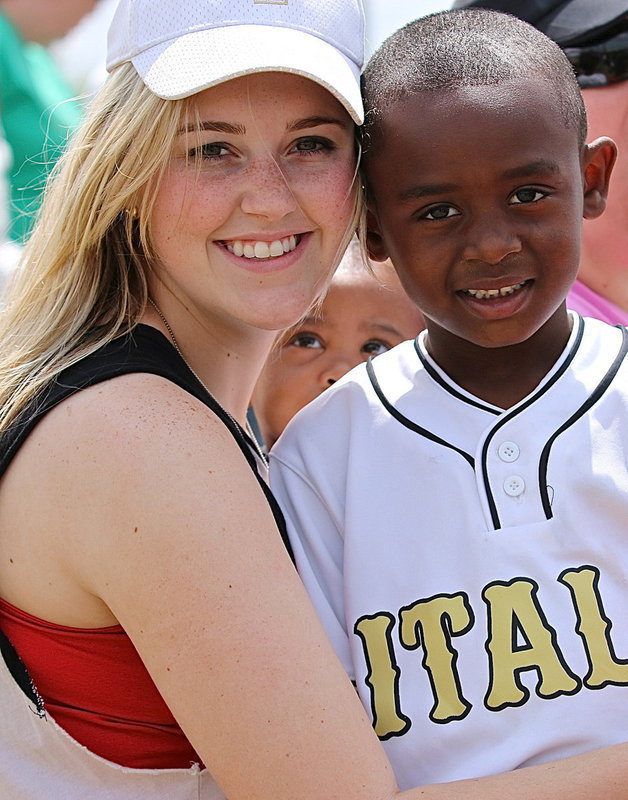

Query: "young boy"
<box><xmin>252</xmin><ymin>239</ymin><xmax>424</xmax><ymax>450</ymax></box>
<box><xmin>270</xmin><ymin>9</ymin><xmax>627</xmax><ymax>791</ymax></box>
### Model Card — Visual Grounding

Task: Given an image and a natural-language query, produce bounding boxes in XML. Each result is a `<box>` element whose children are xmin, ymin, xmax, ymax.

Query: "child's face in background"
<box><xmin>365</xmin><ymin>77</ymin><xmax>613</xmax><ymax>363</ymax></box>
<box><xmin>253</xmin><ymin>263</ymin><xmax>424</xmax><ymax>448</ymax></box>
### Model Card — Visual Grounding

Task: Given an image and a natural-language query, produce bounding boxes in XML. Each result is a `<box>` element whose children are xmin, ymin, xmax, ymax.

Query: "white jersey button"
<box><xmin>504</xmin><ymin>475</ymin><xmax>525</xmax><ymax>497</ymax></box>
<box><xmin>498</xmin><ymin>441</ymin><xmax>520</xmax><ymax>462</ymax></box>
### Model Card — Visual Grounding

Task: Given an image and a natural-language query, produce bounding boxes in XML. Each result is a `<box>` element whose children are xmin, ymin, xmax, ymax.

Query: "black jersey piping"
<box><xmin>479</xmin><ymin>315</ymin><xmax>585</xmax><ymax>529</ymax></box>
<box><xmin>413</xmin><ymin>338</ymin><xmax>501</xmax><ymax>415</ymax></box>
<box><xmin>366</xmin><ymin>357</ymin><xmax>475</xmax><ymax>468</ymax></box>
<box><xmin>538</xmin><ymin>324</ymin><xmax>628</xmax><ymax>518</ymax></box>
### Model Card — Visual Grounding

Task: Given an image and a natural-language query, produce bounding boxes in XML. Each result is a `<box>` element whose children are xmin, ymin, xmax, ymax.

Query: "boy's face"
<box><xmin>252</xmin><ymin>269</ymin><xmax>424</xmax><ymax>448</ymax></box>
<box><xmin>365</xmin><ymin>78</ymin><xmax>612</xmax><ymax>358</ymax></box>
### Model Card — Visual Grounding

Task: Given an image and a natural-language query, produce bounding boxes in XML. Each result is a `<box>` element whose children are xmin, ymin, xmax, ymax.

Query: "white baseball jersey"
<box><xmin>271</xmin><ymin>314</ymin><xmax>628</xmax><ymax>789</ymax></box>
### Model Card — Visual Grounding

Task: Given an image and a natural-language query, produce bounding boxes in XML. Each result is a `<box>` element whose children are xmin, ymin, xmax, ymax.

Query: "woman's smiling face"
<box><xmin>149</xmin><ymin>71</ymin><xmax>358</xmax><ymax>334</ymax></box>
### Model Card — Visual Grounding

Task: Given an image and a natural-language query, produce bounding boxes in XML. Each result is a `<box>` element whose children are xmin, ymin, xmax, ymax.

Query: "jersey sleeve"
<box><xmin>270</xmin><ymin>439</ymin><xmax>355</xmax><ymax>680</ymax></box>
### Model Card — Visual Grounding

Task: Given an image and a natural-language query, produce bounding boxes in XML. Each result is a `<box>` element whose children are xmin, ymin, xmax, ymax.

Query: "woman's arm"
<box><xmin>32</xmin><ymin>374</ymin><xmax>628</xmax><ymax>800</ymax></box>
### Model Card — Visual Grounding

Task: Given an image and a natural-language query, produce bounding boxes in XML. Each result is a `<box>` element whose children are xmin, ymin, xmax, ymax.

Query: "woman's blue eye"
<box><xmin>422</xmin><ymin>204</ymin><xmax>458</xmax><ymax>220</ymax></box>
<box><xmin>362</xmin><ymin>340</ymin><xmax>390</xmax><ymax>356</ymax></box>
<box><xmin>188</xmin><ymin>142</ymin><xmax>229</xmax><ymax>160</ymax></box>
<box><xmin>289</xmin><ymin>332</ymin><xmax>324</xmax><ymax>349</ymax></box>
<box><xmin>293</xmin><ymin>137</ymin><xmax>335</xmax><ymax>155</ymax></box>
<box><xmin>510</xmin><ymin>188</ymin><xmax>546</xmax><ymax>204</ymax></box>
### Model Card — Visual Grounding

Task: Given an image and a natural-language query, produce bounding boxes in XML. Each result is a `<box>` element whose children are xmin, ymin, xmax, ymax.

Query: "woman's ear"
<box><xmin>365</xmin><ymin>208</ymin><xmax>390</xmax><ymax>262</ymax></box>
<box><xmin>582</xmin><ymin>136</ymin><xmax>617</xmax><ymax>220</ymax></box>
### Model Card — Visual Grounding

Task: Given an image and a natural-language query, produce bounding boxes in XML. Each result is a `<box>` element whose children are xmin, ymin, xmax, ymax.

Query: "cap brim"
<box><xmin>132</xmin><ymin>24</ymin><xmax>363</xmax><ymax>124</ymax></box>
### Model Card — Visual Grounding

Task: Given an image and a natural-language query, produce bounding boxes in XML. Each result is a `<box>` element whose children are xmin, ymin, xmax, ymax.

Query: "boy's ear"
<box><xmin>365</xmin><ymin>208</ymin><xmax>390</xmax><ymax>262</ymax></box>
<box><xmin>582</xmin><ymin>136</ymin><xmax>617</xmax><ymax>220</ymax></box>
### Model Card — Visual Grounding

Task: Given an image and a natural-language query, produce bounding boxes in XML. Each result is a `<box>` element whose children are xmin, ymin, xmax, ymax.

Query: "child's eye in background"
<box><xmin>510</xmin><ymin>188</ymin><xmax>547</xmax><ymax>204</ymax></box>
<box><xmin>362</xmin><ymin>339</ymin><xmax>391</xmax><ymax>357</ymax></box>
<box><xmin>420</xmin><ymin>204</ymin><xmax>459</xmax><ymax>221</ymax></box>
<box><xmin>287</xmin><ymin>332</ymin><xmax>324</xmax><ymax>349</ymax></box>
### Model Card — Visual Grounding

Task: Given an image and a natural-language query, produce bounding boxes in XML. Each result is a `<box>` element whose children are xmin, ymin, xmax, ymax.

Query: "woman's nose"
<box><xmin>239</xmin><ymin>158</ymin><xmax>299</xmax><ymax>220</ymax></box>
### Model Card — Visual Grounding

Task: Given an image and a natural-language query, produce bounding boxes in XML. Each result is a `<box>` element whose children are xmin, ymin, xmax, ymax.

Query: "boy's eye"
<box><xmin>187</xmin><ymin>142</ymin><xmax>230</xmax><ymax>160</ymax></box>
<box><xmin>510</xmin><ymin>188</ymin><xmax>547</xmax><ymax>204</ymax></box>
<box><xmin>288</xmin><ymin>332</ymin><xmax>324</xmax><ymax>349</ymax></box>
<box><xmin>362</xmin><ymin>339</ymin><xmax>390</xmax><ymax>357</ymax></box>
<box><xmin>421</xmin><ymin>204</ymin><xmax>459</xmax><ymax>220</ymax></box>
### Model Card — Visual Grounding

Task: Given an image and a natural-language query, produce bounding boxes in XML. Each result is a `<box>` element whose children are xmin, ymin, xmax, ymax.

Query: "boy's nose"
<box><xmin>461</xmin><ymin>214</ymin><xmax>522</xmax><ymax>264</ymax></box>
<box><xmin>239</xmin><ymin>158</ymin><xmax>299</xmax><ymax>220</ymax></box>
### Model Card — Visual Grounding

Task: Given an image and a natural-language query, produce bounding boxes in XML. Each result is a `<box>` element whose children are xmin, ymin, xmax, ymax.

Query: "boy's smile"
<box><xmin>365</xmin><ymin>77</ymin><xmax>613</xmax><ymax>403</ymax></box>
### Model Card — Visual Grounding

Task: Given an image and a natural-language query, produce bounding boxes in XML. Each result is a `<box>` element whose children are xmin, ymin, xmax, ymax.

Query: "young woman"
<box><xmin>0</xmin><ymin>1</ymin><xmax>625</xmax><ymax>797</ymax></box>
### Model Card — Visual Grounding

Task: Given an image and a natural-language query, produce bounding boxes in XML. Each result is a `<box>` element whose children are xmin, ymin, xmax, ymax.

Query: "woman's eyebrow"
<box><xmin>178</xmin><ymin>116</ymin><xmax>347</xmax><ymax>135</ymax></box>
<box><xmin>178</xmin><ymin>121</ymin><xmax>246</xmax><ymax>135</ymax></box>
<box><xmin>288</xmin><ymin>115</ymin><xmax>350</xmax><ymax>131</ymax></box>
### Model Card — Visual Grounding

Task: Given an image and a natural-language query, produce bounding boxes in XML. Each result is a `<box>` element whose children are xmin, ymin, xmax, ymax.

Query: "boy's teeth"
<box><xmin>465</xmin><ymin>282</ymin><xmax>524</xmax><ymax>299</ymax></box>
<box><xmin>225</xmin><ymin>235</ymin><xmax>298</xmax><ymax>259</ymax></box>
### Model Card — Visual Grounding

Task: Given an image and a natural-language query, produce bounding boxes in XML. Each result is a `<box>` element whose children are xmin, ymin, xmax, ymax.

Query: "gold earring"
<box><xmin>126</xmin><ymin>207</ymin><xmax>139</xmax><ymax>218</ymax></box>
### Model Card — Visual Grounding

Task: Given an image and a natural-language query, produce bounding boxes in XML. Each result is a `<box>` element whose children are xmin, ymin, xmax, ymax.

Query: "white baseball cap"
<box><xmin>106</xmin><ymin>0</ymin><xmax>365</xmax><ymax>123</ymax></box>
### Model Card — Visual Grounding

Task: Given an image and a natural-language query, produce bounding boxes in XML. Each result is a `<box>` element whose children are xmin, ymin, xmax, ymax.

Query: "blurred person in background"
<box><xmin>0</xmin><ymin>0</ymin><xmax>96</xmax><ymax>266</ymax></box>
<box><xmin>252</xmin><ymin>239</ymin><xmax>425</xmax><ymax>450</ymax></box>
<box><xmin>453</xmin><ymin>0</ymin><xmax>628</xmax><ymax>325</ymax></box>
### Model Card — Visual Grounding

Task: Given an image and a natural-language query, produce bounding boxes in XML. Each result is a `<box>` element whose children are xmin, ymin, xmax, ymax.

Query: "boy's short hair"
<box><xmin>362</xmin><ymin>8</ymin><xmax>587</xmax><ymax>150</ymax></box>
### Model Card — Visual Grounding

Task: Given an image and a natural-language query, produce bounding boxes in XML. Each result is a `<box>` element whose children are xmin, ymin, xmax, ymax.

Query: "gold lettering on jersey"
<box><xmin>354</xmin><ymin>613</ymin><xmax>411</xmax><ymax>739</ymax></box>
<box><xmin>399</xmin><ymin>594</ymin><xmax>473</xmax><ymax>723</ymax></box>
<box><xmin>354</xmin><ymin>566</ymin><xmax>628</xmax><ymax>735</ymax></box>
<box><xmin>559</xmin><ymin>566</ymin><xmax>628</xmax><ymax>687</ymax></box>
<box><xmin>483</xmin><ymin>579</ymin><xmax>580</xmax><ymax>710</ymax></box>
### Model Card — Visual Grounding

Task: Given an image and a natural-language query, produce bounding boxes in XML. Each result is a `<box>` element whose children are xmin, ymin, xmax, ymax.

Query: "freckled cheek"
<box><xmin>293</xmin><ymin>163</ymin><xmax>357</xmax><ymax>215</ymax></box>
<box><xmin>155</xmin><ymin>176</ymin><xmax>236</xmax><ymax>237</ymax></box>
<box><xmin>152</xmin><ymin>179</ymin><xmax>193</xmax><ymax>234</ymax></box>
<box><xmin>327</xmin><ymin>163</ymin><xmax>357</xmax><ymax>204</ymax></box>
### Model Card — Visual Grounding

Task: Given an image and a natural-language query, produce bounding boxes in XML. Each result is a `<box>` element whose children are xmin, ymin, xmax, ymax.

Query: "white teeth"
<box><xmin>254</xmin><ymin>241</ymin><xmax>270</xmax><ymax>259</ymax></box>
<box><xmin>465</xmin><ymin>282</ymin><xmax>524</xmax><ymax>299</ymax></box>
<box><xmin>225</xmin><ymin>235</ymin><xmax>299</xmax><ymax>260</ymax></box>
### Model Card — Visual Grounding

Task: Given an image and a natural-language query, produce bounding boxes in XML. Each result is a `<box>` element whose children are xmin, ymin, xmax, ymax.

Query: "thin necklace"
<box><xmin>147</xmin><ymin>297</ymin><xmax>267</xmax><ymax>463</ymax></box>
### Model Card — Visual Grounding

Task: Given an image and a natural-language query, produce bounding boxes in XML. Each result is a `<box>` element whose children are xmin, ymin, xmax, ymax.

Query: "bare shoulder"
<box><xmin>34</xmin><ymin>370</ymin><xmax>248</xmax><ymax>478</ymax></box>
<box><xmin>0</xmin><ymin>372</ymin><xmax>267</xmax><ymax>623</ymax></box>
<box><xmin>49</xmin><ymin>370</ymin><xmax>237</xmax><ymax>453</ymax></box>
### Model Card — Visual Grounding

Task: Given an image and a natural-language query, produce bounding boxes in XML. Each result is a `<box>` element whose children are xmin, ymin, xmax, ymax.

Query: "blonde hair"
<box><xmin>0</xmin><ymin>64</ymin><xmax>186</xmax><ymax>434</ymax></box>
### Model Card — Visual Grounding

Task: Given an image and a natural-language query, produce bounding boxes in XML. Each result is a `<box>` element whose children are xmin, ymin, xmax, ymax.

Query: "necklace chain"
<box><xmin>147</xmin><ymin>297</ymin><xmax>267</xmax><ymax>463</ymax></box>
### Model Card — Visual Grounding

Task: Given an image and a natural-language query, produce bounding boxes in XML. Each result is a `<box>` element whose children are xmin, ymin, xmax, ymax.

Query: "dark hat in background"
<box><xmin>451</xmin><ymin>0</ymin><xmax>627</xmax><ymax>46</ymax></box>
<box><xmin>451</xmin><ymin>0</ymin><xmax>628</xmax><ymax>86</ymax></box>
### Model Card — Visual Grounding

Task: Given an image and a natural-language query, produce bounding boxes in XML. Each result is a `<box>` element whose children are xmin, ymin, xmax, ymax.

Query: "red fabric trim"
<box><xmin>0</xmin><ymin>596</ymin><xmax>203</xmax><ymax>769</ymax></box>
